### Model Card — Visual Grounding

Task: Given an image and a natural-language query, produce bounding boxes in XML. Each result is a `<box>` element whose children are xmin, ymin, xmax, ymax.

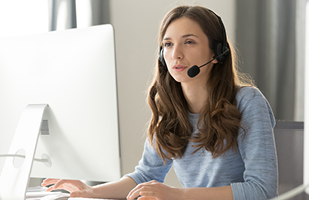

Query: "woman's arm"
<box><xmin>230</xmin><ymin>87</ymin><xmax>277</xmax><ymax>199</ymax></box>
<box><xmin>92</xmin><ymin>176</ymin><xmax>137</xmax><ymax>198</ymax></box>
<box><xmin>180</xmin><ymin>186</ymin><xmax>233</xmax><ymax>200</ymax></box>
<box><xmin>127</xmin><ymin>180</ymin><xmax>233</xmax><ymax>200</ymax></box>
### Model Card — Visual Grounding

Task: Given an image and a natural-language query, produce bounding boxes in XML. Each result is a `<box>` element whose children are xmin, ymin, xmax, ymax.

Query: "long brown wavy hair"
<box><xmin>148</xmin><ymin>5</ymin><xmax>252</xmax><ymax>163</ymax></box>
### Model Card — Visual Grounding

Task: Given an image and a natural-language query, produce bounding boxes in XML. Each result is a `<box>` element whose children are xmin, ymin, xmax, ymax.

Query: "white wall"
<box><xmin>109</xmin><ymin>0</ymin><xmax>236</xmax><ymax>187</ymax></box>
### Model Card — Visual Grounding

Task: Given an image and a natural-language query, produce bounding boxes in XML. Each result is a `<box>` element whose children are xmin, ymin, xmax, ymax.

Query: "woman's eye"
<box><xmin>185</xmin><ymin>40</ymin><xmax>195</xmax><ymax>44</ymax></box>
<box><xmin>164</xmin><ymin>42</ymin><xmax>172</xmax><ymax>47</ymax></box>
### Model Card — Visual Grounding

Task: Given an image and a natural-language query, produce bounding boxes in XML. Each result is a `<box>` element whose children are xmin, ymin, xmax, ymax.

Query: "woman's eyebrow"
<box><xmin>163</xmin><ymin>34</ymin><xmax>198</xmax><ymax>41</ymax></box>
<box><xmin>182</xmin><ymin>34</ymin><xmax>198</xmax><ymax>38</ymax></box>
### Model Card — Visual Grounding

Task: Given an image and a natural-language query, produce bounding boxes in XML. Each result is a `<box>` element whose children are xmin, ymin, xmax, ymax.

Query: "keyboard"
<box><xmin>26</xmin><ymin>186</ymin><xmax>130</xmax><ymax>200</ymax></box>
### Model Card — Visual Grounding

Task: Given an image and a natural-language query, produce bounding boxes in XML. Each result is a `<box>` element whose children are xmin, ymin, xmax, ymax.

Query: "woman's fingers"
<box><xmin>42</xmin><ymin>179</ymin><xmax>84</xmax><ymax>192</ymax></box>
<box><xmin>41</xmin><ymin>178</ymin><xmax>60</xmax><ymax>187</ymax></box>
<box><xmin>41</xmin><ymin>179</ymin><xmax>93</xmax><ymax>198</ymax></box>
<box><xmin>127</xmin><ymin>187</ymin><xmax>142</xmax><ymax>199</ymax></box>
<box><xmin>127</xmin><ymin>180</ymin><xmax>159</xmax><ymax>200</ymax></box>
<box><xmin>127</xmin><ymin>183</ymin><xmax>145</xmax><ymax>199</ymax></box>
<box><xmin>53</xmin><ymin>179</ymin><xmax>76</xmax><ymax>189</ymax></box>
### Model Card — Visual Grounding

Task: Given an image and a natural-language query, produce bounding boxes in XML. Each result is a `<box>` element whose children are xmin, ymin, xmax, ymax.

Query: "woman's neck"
<box><xmin>181</xmin><ymin>82</ymin><xmax>208</xmax><ymax>114</ymax></box>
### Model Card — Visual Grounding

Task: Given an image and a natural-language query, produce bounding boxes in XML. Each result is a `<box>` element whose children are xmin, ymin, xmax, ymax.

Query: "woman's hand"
<box><xmin>41</xmin><ymin>179</ymin><xmax>94</xmax><ymax>197</ymax></box>
<box><xmin>126</xmin><ymin>180</ymin><xmax>182</xmax><ymax>200</ymax></box>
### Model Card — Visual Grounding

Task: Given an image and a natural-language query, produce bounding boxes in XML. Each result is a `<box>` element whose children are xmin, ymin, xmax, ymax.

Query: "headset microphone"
<box><xmin>187</xmin><ymin>48</ymin><xmax>229</xmax><ymax>78</ymax></box>
<box><xmin>187</xmin><ymin>58</ymin><xmax>216</xmax><ymax>78</ymax></box>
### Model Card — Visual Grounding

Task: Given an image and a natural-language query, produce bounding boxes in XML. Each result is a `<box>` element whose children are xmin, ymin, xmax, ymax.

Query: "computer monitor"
<box><xmin>0</xmin><ymin>24</ymin><xmax>121</xmax><ymax>199</ymax></box>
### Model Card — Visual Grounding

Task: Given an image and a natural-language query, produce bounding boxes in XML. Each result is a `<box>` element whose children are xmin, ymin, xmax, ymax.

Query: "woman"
<box><xmin>42</xmin><ymin>5</ymin><xmax>278</xmax><ymax>200</ymax></box>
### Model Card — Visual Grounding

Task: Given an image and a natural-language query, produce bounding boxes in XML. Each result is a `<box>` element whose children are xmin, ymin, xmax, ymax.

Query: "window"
<box><xmin>0</xmin><ymin>1</ymin><xmax>48</xmax><ymax>38</ymax></box>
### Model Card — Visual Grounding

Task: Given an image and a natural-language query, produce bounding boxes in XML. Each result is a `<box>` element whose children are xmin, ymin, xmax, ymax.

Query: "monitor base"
<box><xmin>0</xmin><ymin>104</ymin><xmax>48</xmax><ymax>200</ymax></box>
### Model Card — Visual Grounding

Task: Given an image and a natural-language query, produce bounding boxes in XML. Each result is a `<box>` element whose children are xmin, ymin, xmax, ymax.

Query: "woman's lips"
<box><xmin>173</xmin><ymin>65</ymin><xmax>187</xmax><ymax>72</ymax></box>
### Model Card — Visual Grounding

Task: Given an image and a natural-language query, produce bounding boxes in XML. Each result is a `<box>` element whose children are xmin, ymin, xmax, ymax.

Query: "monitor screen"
<box><xmin>0</xmin><ymin>24</ymin><xmax>121</xmax><ymax>190</ymax></box>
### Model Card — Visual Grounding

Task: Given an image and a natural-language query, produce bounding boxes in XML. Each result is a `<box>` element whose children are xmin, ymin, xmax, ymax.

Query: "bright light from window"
<box><xmin>56</xmin><ymin>0</ymin><xmax>69</xmax><ymax>31</ymax></box>
<box><xmin>76</xmin><ymin>1</ymin><xmax>92</xmax><ymax>28</ymax></box>
<box><xmin>0</xmin><ymin>0</ymin><xmax>48</xmax><ymax>38</ymax></box>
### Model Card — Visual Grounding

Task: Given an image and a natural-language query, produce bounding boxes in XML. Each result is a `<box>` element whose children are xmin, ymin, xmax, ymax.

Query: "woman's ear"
<box><xmin>212</xmin><ymin>55</ymin><xmax>219</xmax><ymax>64</ymax></box>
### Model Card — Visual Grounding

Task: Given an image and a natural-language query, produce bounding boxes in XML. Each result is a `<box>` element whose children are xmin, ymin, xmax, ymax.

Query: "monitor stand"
<box><xmin>0</xmin><ymin>104</ymin><xmax>49</xmax><ymax>200</ymax></box>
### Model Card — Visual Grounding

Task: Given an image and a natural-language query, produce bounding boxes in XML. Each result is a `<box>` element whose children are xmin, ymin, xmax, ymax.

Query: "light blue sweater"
<box><xmin>126</xmin><ymin>87</ymin><xmax>278</xmax><ymax>200</ymax></box>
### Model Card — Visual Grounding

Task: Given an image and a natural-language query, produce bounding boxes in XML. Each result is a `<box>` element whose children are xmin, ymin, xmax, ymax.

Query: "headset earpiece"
<box><xmin>215</xmin><ymin>42</ymin><xmax>229</xmax><ymax>64</ymax></box>
<box><xmin>212</xmin><ymin>12</ymin><xmax>229</xmax><ymax>65</ymax></box>
<box><xmin>215</xmin><ymin>43</ymin><xmax>223</xmax><ymax>64</ymax></box>
<box><xmin>159</xmin><ymin>48</ymin><xmax>167</xmax><ymax>67</ymax></box>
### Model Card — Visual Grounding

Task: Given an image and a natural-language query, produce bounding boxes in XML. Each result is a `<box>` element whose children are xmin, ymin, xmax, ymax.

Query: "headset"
<box><xmin>158</xmin><ymin>9</ymin><xmax>230</xmax><ymax>78</ymax></box>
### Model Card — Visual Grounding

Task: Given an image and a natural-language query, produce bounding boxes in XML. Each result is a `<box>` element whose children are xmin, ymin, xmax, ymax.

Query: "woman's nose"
<box><xmin>171</xmin><ymin>45</ymin><xmax>184</xmax><ymax>60</ymax></box>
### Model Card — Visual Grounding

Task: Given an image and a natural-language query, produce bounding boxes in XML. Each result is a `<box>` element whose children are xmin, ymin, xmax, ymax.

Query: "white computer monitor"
<box><xmin>0</xmin><ymin>24</ymin><xmax>121</xmax><ymax>199</ymax></box>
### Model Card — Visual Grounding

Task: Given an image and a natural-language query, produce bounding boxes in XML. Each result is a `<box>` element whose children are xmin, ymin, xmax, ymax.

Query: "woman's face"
<box><xmin>162</xmin><ymin>17</ymin><xmax>217</xmax><ymax>84</ymax></box>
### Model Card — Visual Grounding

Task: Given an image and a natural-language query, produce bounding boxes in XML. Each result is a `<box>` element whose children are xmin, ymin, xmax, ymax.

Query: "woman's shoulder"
<box><xmin>237</xmin><ymin>86</ymin><xmax>262</xmax><ymax>97</ymax></box>
<box><xmin>236</xmin><ymin>86</ymin><xmax>265</xmax><ymax>103</ymax></box>
<box><xmin>235</xmin><ymin>86</ymin><xmax>270</xmax><ymax>111</ymax></box>
<box><xmin>236</xmin><ymin>86</ymin><xmax>275</xmax><ymax>127</ymax></box>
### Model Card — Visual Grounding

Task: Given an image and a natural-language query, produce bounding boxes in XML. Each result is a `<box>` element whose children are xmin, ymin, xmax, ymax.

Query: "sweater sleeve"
<box><xmin>124</xmin><ymin>138</ymin><xmax>173</xmax><ymax>184</ymax></box>
<box><xmin>231</xmin><ymin>87</ymin><xmax>278</xmax><ymax>200</ymax></box>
